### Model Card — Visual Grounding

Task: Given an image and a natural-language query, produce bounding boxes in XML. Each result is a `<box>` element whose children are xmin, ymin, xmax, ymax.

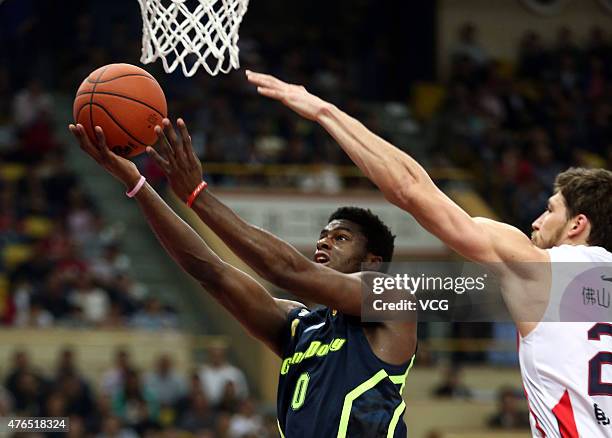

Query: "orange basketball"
<box><xmin>73</xmin><ymin>63</ymin><xmax>167</xmax><ymax>158</ymax></box>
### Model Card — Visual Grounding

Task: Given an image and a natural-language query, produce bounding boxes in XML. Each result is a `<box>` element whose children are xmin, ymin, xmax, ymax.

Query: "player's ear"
<box><xmin>567</xmin><ymin>213</ymin><xmax>590</xmax><ymax>239</ymax></box>
<box><xmin>362</xmin><ymin>253</ymin><xmax>383</xmax><ymax>272</ymax></box>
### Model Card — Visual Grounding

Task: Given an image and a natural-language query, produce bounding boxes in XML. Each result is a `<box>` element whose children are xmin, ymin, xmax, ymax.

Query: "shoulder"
<box><xmin>275</xmin><ymin>298</ymin><xmax>307</xmax><ymax>319</ymax></box>
<box><xmin>473</xmin><ymin>217</ymin><xmax>549</xmax><ymax>273</ymax></box>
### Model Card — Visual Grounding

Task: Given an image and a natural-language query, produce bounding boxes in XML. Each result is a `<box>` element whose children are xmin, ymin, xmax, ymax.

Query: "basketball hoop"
<box><xmin>137</xmin><ymin>0</ymin><xmax>250</xmax><ymax>77</ymax></box>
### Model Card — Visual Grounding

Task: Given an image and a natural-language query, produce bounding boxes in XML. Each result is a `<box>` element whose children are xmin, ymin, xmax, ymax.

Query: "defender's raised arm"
<box><xmin>245</xmin><ymin>71</ymin><xmax>547</xmax><ymax>267</ymax></box>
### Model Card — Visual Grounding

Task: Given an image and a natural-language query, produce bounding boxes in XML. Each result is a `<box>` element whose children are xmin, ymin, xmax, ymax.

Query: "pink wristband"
<box><xmin>126</xmin><ymin>175</ymin><xmax>146</xmax><ymax>198</ymax></box>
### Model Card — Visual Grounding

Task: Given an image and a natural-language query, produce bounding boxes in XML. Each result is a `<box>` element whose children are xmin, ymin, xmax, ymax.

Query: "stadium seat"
<box><xmin>412</xmin><ymin>82</ymin><xmax>446</xmax><ymax>121</ymax></box>
<box><xmin>22</xmin><ymin>216</ymin><xmax>54</xmax><ymax>239</ymax></box>
<box><xmin>2</xmin><ymin>243</ymin><xmax>33</xmax><ymax>270</ymax></box>
<box><xmin>0</xmin><ymin>163</ymin><xmax>26</xmax><ymax>182</ymax></box>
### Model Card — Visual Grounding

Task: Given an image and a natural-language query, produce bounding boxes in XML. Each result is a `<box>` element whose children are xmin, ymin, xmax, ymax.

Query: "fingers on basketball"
<box><xmin>163</xmin><ymin>119</ymin><xmax>179</xmax><ymax>147</ymax></box>
<box><xmin>176</xmin><ymin>119</ymin><xmax>195</xmax><ymax>166</ymax></box>
<box><xmin>155</xmin><ymin>124</ymin><xmax>175</xmax><ymax>167</ymax></box>
<box><xmin>94</xmin><ymin>126</ymin><xmax>117</xmax><ymax>159</ymax></box>
<box><xmin>156</xmin><ymin>125</ymin><xmax>177</xmax><ymax>167</ymax></box>
<box><xmin>72</xmin><ymin>124</ymin><xmax>103</xmax><ymax>163</ymax></box>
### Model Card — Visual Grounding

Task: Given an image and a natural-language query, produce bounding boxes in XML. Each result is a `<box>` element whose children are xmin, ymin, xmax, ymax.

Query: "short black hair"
<box><xmin>328</xmin><ymin>207</ymin><xmax>396</xmax><ymax>263</ymax></box>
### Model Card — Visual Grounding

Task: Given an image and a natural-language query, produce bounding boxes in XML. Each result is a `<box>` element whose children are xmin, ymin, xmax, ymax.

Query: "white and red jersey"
<box><xmin>519</xmin><ymin>245</ymin><xmax>612</xmax><ymax>437</ymax></box>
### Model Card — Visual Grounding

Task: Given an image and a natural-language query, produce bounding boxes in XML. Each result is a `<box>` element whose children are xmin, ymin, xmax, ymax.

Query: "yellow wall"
<box><xmin>0</xmin><ymin>329</ymin><xmax>203</xmax><ymax>382</ymax></box>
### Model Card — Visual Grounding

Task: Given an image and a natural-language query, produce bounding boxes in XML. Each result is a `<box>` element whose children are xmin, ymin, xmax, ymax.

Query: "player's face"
<box><xmin>314</xmin><ymin>220</ymin><xmax>369</xmax><ymax>274</ymax></box>
<box><xmin>531</xmin><ymin>192</ymin><xmax>571</xmax><ymax>249</ymax></box>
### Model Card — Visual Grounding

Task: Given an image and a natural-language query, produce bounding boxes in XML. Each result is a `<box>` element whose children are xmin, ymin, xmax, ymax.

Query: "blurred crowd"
<box><xmin>1</xmin><ymin>4</ymin><xmax>610</xmax><ymax>222</ymax></box>
<box><xmin>0</xmin><ymin>1</ymin><xmax>409</xmax><ymax>193</ymax></box>
<box><xmin>431</xmin><ymin>23</ymin><xmax>612</xmax><ymax>231</ymax></box>
<box><xmin>0</xmin><ymin>346</ymin><xmax>277</xmax><ymax>438</ymax></box>
<box><xmin>0</xmin><ymin>87</ymin><xmax>178</xmax><ymax>328</ymax></box>
<box><xmin>432</xmin><ymin>368</ymin><xmax>529</xmax><ymax>431</ymax></box>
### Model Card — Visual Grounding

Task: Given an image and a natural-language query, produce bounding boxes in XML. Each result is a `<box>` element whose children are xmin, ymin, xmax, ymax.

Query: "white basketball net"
<box><xmin>138</xmin><ymin>0</ymin><xmax>250</xmax><ymax>77</ymax></box>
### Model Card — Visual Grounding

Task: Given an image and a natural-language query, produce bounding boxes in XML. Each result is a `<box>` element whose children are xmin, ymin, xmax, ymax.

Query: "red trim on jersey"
<box><xmin>518</xmin><ymin>331</ymin><xmax>547</xmax><ymax>437</ymax></box>
<box><xmin>552</xmin><ymin>389</ymin><xmax>579</xmax><ymax>438</ymax></box>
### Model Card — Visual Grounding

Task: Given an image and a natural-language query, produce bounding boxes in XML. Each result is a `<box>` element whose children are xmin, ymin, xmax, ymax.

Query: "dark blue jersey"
<box><xmin>277</xmin><ymin>306</ymin><xmax>414</xmax><ymax>438</ymax></box>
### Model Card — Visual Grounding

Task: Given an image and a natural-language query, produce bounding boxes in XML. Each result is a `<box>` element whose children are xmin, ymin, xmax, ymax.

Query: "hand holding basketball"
<box><xmin>69</xmin><ymin>123</ymin><xmax>141</xmax><ymax>190</ymax></box>
<box><xmin>147</xmin><ymin>118</ymin><xmax>203</xmax><ymax>202</ymax></box>
<box><xmin>245</xmin><ymin>70</ymin><xmax>332</xmax><ymax>121</ymax></box>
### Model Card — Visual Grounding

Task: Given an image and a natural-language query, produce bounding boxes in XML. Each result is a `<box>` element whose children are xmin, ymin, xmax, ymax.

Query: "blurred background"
<box><xmin>0</xmin><ymin>0</ymin><xmax>611</xmax><ymax>437</ymax></box>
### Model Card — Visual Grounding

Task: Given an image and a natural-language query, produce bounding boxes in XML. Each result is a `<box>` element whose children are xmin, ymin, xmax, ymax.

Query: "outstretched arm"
<box><xmin>69</xmin><ymin>124</ymin><xmax>302</xmax><ymax>356</ymax></box>
<box><xmin>245</xmin><ymin>71</ymin><xmax>548</xmax><ymax>266</ymax></box>
<box><xmin>146</xmin><ymin>119</ymin><xmax>364</xmax><ymax>316</ymax></box>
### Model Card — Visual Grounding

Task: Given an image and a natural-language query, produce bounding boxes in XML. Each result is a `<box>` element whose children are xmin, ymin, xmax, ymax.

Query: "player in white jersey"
<box><xmin>520</xmin><ymin>244</ymin><xmax>612</xmax><ymax>437</ymax></box>
<box><xmin>245</xmin><ymin>71</ymin><xmax>612</xmax><ymax>437</ymax></box>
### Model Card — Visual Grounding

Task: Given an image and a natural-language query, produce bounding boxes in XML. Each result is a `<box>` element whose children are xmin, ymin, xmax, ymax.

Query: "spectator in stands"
<box><xmin>57</xmin><ymin>372</ymin><xmax>94</xmax><ymax>419</ymax></box>
<box><xmin>11</xmin><ymin>371</ymin><xmax>46</xmax><ymax>416</ymax></box>
<box><xmin>432</xmin><ymin>367</ymin><xmax>473</xmax><ymax>399</ymax></box>
<box><xmin>488</xmin><ymin>386</ymin><xmax>530</xmax><ymax>430</ymax></box>
<box><xmin>16</xmin><ymin>296</ymin><xmax>54</xmax><ymax>328</ymax></box>
<box><xmin>66</xmin><ymin>415</ymin><xmax>86</xmax><ymax>438</ymax></box>
<box><xmin>38</xmin><ymin>271</ymin><xmax>71</xmax><ymax>323</ymax></box>
<box><xmin>228</xmin><ymin>398</ymin><xmax>264</xmax><ymax>438</ymax></box>
<box><xmin>101</xmin><ymin>348</ymin><xmax>133</xmax><ymax>397</ymax></box>
<box><xmin>554</xmin><ymin>26</ymin><xmax>580</xmax><ymax>65</ymax></box>
<box><xmin>130</xmin><ymin>297</ymin><xmax>178</xmax><ymax>330</ymax></box>
<box><xmin>90</xmin><ymin>242</ymin><xmax>131</xmax><ymax>287</ymax></box>
<box><xmin>112</xmin><ymin>369</ymin><xmax>159</xmax><ymax>434</ymax></box>
<box><xmin>86</xmin><ymin>393</ymin><xmax>115</xmax><ymax>435</ymax></box>
<box><xmin>9</xmin><ymin>250</ymin><xmax>52</xmax><ymax>291</ymax></box>
<box><xmin>586</xmin><ymin>26</ymin><xmax>610</xmax><ymax>60</ymax></box>
<box><xmin>40</xmin><ymin>149</ymin><xmax>78</xmax><ymax>207</ymax></box>
<box><xmin>101</xmin><ymin>301</ymin><xmax>127</xmax><ymax>328</ymax></box>
<box><xmin>518</xmin><ymin>31</ymin><xmax>547</xmax><ymax>80</ymax></box>
<box><xmin>0</xmin><ymin>385</ymin><xmax>13</xmax><ymax>416</ymax></box>
<box><xmin>53</xmin><ymin>240</ymin><xmax>88</xmax><ymax>282</ymax></box>
<box><xmin>96</xmin><ymin>416</ymin><xmax>139</xmax><ymax>438</ymax></box>
<box><xmin>217</xmin><ymin>381</ymin><xmax>242</xmax><ymax>415</ymax></box>
<box><xmin>5</xmin><ymin>351</ymin><xmax>44</xmax><ymax>402</ymax></box>
<box><xmin>12</xmin><ymin>80</ymin><xmax>57</xmax><ymax>160</ymax></box>
<box><xmin>65</xmin><ymin>186</ymin><xmax>99</xmax><ymax>250</ymax></box>
<box><xmin>144</xmin><ymin>354</ymin><xmax>187</xmax><ymax>407</ymax></box>
<box><xmin>450</xmin><ymin>23</ymin><xmax>489</xmax><ymax>87</ymax></box>
<box><xmin>585</xmin><ymin>56</ymin><xmax>606</xmax><ymax>101</ymax></box>
<box><xmin>43</xmin><ymin>391</ymin><xmax>66</xmax><ymax>417</ymax></box>
<box><xmin>12</xmin><ymin>80</ymin><xmax>52</xmax><ymax>130</ymax></box>
<box><xmin>113</xmin><ymin>273</ymin><xmax>148</xmax><ymax>305</ymax></box>
<box><xmin>178</xmin><ymin>390</ymin><xmax>217</xmax><ymax>433</ymax></box>
<box><xmin>215</xmin><ymin>412</ymin><xmax>232</xmax><ymax>438</ymax></box>
<box><xmin>54</xmin><ymin>347</ymin><xmax>81</xmax><ymax>385</ymax></box>
<box><xmin>68</xmin><ymin>273</ymin><xmax>110</xmax><ymax>325</ymax></box>
<box><xmin>199</xmin><ymin>345</ymin><xmax>248</xmax><ymax>408</ymax></box>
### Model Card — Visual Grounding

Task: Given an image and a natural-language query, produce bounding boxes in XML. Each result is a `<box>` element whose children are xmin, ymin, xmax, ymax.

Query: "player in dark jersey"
<box><xmin>69</xmin><ymin>120</ymin><xmax>417</xmax><ymax>437</ymax></box>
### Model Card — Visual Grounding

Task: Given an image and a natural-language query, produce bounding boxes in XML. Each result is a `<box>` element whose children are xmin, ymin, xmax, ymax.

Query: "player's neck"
<box><xmin>557</xmin><ymin>235</ymin><xmax>589</xmax><ymax>247</ymax></box>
